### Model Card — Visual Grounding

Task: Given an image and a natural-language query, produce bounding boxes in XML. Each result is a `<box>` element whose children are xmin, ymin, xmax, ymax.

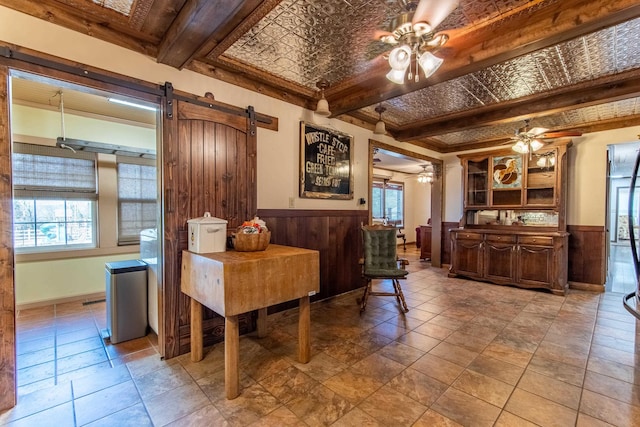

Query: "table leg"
<box><xmin>298</xmin><ymin>295</ymin><xmax>311</xmax><ymax>363</ymax></box>
<box><xmin>257</xmin><ymin>307</ymin><xmax>267</xmax><ymax>338</ymax></box>
<box><xmin>225</xmin><ymin>315</ymin><xmax>240</xmax><ymax>399</ymax></box>
<box><xmin>190</xmin><ymin>298</ymin><xmax>203</xmax><ymax>362</ymax></box>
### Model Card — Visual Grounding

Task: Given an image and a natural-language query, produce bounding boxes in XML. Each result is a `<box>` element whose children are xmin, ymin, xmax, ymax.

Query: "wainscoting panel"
<box><xmin>257</xmin><ymin>209</ymin><xmax>368</xmax><ymax>304</ymax></box>
<box><xmin>567</xmin><ymin>225</ymin><xmax>606</xmax><ymax>288</ymax></box>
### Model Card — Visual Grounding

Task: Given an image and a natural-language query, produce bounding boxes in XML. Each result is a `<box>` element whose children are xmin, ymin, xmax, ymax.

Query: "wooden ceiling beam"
<box><xmin>156</xmin><ymin>0</ymin><xmax>256</xmax><ymax>69</ymax></box>
<box><xmin>0</xmin><ymin>0</ymin><xmax>158</xmax><ymax>55</ymax></box>
<box><xmin>327</xmin><ymin>0</ymin><xmax>640</xmax><ymax>116</ymax></box>
<box><xmin>394</xmin><ymin>68</ymin><xmax>640</xmax><ymax>141</ymax></box>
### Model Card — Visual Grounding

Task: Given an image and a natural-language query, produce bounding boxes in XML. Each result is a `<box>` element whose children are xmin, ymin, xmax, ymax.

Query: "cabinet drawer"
<box><xmin>455</xmin><ymin>232</ymin><xmax>483</xmax><ymax>241</ymax></box>
<box><xmin>485</xmin><ymin>234</ymin><xmax>516</xmax><ymax>243</ymax></box>
<box><xmin>519</xmin><ymin>236</ymin><xmax>553</xmax><ymax>246</ymax></box>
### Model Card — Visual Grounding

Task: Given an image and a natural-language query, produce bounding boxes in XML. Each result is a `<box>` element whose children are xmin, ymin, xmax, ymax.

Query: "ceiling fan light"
<box><xmin>374</xmin><ymin>119</ymin><xmax>386</xmax><ymax>135</ymax></box>
<box><xmin>379</xmin><ymin>34</ymin><xmax>398</xmax><ymax>44</ymax></box>
<box><xmin>512</xmin><ymin>141</ymin><xmax>529</xmax><ymax>154</ymax></box>
<box><xmin>315</xmin><ymin>96</ymin><xmax>330</xmax><ymax>117</ymax></box>
<box><xmin>530</xmin><ymin>139</ymin><xmax>544</xmax><ymax>151</ymax></box>
<box><xmin>386</xmin><ymin>68</ymin><xmax>407</xmax><ymax>84</ymax></box>
<box><xmin>389</xmin><ymin>45</ymin><xmax>412</xmax><ymax>70</ymax></box>
<box><xmin>418</xmin><ymin>51</ymin><xmax>443</xmax><ymax>78</ymax></box>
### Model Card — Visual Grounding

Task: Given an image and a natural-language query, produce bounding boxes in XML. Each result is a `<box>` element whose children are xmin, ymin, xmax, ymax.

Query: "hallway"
<box><xmin>608</xmin><ymin>242</ymin><xmax>639</xmax><ymax>295</ymax></box>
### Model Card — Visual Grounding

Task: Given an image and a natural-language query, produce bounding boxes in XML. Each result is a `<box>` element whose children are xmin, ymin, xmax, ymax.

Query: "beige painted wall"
<box><xmin>566</xmin><ymin>128</ymin><xmax>640</xmax><ymax>226</ymax></box>
<box><xmin>4</xmin><ymin>5</ymin><xmax>640</xmax><ymax>303</ymax></box>
<box><xmin>11</xmin><ymin>104</ymin><xmax>156</xmax><ymax>149</ymax></box>
<box><xmin>15</xmin><ymin>253</ymin><xmax>136</xmax><ymax>305</ymax></box>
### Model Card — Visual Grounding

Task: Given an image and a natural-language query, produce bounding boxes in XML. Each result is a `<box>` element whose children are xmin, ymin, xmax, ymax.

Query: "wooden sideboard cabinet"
<box><xmin>419</xmin><ymin>225</ymin><xmax>432</xmax><ymax>260</ymax></box>
<box><xmin>450</xmin><ymin>140</ymin><xmax>571</xmax><ymax>295</ymax></box>
<box><xmin>450</xmin><ymin>229</ymin><xmax>569</xmax><ymax>294</ymax></box>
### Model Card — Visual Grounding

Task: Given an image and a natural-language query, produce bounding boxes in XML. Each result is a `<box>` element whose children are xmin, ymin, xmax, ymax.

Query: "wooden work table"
<box><xmin>180</xmin><ymin>244</ymin><xmax>320</xmax><ymax>399</ymax></box>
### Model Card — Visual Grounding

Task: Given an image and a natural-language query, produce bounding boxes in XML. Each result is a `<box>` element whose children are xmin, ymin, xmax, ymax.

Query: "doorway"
<box><xmin>9</xmin><ymin>71</ymin><xmax>162</xmax><ymax>397</ymax></box>
<box><xmin>368</xmin><ymin>140</ymin><xmax>443</xmax><ymax>266</ymax></box>
<box><xmin>606</xmin><ymin>141</ymin><xmax>640</xmax><ymax>294</ymax></box>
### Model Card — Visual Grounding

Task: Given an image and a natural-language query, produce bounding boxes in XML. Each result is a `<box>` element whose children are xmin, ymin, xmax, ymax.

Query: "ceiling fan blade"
<box><xmin>413</xmin><ymin>0</ymin><xmax>460</xmax><ymax>30</ymax></box>
<box><xmin>373</xmin><ymin>29</ymin><xmax>394</xmax><ymax>41</ymax></box>
<box><xmin>529</xmin><ymin>127</ymin><xmax>549</xmax><ymax>137</ymax></box>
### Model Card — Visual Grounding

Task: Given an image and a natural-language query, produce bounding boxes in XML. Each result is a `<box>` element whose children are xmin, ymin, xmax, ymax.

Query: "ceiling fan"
<box><xmin>510</xmin><ymin>119</ymin><xmax>582</xmax><ymax>155</ymax></box>
<box><xmin>375</xmin><ymin>0</ymin><xmax>459</xmax><ymax>83</ymax></box>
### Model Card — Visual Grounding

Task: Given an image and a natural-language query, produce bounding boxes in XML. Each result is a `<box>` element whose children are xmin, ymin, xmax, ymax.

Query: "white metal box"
<box><xmin>187</xmin><ymin>212</ymin><xmax>228</xmax><ymax>253</ymax></box>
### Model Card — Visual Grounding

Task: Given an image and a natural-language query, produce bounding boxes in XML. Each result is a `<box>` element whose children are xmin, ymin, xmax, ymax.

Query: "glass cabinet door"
<box><xmin>466</xmin><ymin>158</ymin><xmax>489</xmax><ymax>207</ymax></box>
<box><xmin>526</xmin><ymin>148</ymin><xmax>557</xmax><ymax>206</ymax></box>
<box><xmin>490</xmin><ymin>154</ymin><xmax>523</xmax><ymax>207</ymax></box>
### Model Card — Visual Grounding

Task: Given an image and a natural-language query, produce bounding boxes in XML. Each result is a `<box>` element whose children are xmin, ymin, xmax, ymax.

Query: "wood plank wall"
<box><xmin>567</xmin><ymin>225</ymin><xmax>606</xmax><ymax>288</ymax></box>
<box><xmin>257</xmin><ymin>209</ymin><xmax>369</xmax><ymax>304</ymax></box>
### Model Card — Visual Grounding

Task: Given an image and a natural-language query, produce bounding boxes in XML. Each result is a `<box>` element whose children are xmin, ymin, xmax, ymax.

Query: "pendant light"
<box><xmin>374</xmin><ymin>104</ymin><xmax>386</xmax><ymax>135</ymax></box>
<box><xmin>315</xmin><ymin>79</ymin><xmax>331</xmax><ymax>117</ymax></box>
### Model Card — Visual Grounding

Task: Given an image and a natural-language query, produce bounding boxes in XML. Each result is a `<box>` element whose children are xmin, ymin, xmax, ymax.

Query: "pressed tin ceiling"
<box><xmin>365</xmin><ymin>17</ymin><xmax>640</xmax><ymax>124</ymax></box>
<box><xmin>2</xmin><ymin>0</ymin><xmax>640</xmax><ymax>153</ymax></box>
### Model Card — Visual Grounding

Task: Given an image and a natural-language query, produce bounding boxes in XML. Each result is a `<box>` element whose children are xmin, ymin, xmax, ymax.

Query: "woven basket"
<box><xmin>233</xmin><ymin>231</ymin><xmax>271</xmax><ymax>251</ymax></box>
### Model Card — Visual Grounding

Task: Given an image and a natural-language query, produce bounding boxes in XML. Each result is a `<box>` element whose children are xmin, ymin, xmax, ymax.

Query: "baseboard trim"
<box><xmin>569</xmin><ymin>281</ymin><xmax>604</xmax><ymax>293</ymax></box>
<box><xmin>17</xmin><ymin>291</ymin><xmax>106</xmax><ymax>311</ymax></box>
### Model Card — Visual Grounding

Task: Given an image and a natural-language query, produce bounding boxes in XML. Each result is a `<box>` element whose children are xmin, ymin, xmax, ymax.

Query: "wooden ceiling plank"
<box><xmin>395</xmin><ymin>68</ymin><xmax>640</xmax><ymax>140</ymax></box>
<box><xmin>329</xmin><ymin>0</ymin><xmax>640</xmax><ymax>116</ymax></box>
<box><xmin>129</xmin><ymin>0</ymin><xmax>185</xmax><ymax>39</ymax></box>
<box><xmin>0</xmin><ymin>0</ymin><xmax>159</xmax><ymax>55</ymax></box>
<box><xmin>156</xmin><ymin>0</ymin><xmax>249</xmax><ymax>69</ymax></box>
<box><xmin>186</xmin><ymin>59</ymin><xmax>311</xmax><ymax>108</ymax></box>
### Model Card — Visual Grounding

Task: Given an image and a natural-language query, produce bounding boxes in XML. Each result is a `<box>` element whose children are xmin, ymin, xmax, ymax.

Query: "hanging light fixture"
<box><xmin>511</xmin><ymin>119</ymin><xmax>547</xmax><ymax>155</ymax></box>
<box><xmin>417</xmin><ymin>164</ymin><xmax>433</xmax><ymax>184</ymax></box>
<box><xmin>374</xmin><ymin>104</ymin><xmax>387</xmax><ymax>135</ymax></box>
<box><xmin>378</xmin><ymin>0</ymin><xmax>457</xmax><ymax>84</ymax></box>
<box><xmin>315</xmin><ymin>79</ymin><xmax>331</xmax><ymax>117</ymax></box>
<box><xmin>536</xmin><ymin>152</ymin><xmax>556</xmax><ymax>169</ymax></box>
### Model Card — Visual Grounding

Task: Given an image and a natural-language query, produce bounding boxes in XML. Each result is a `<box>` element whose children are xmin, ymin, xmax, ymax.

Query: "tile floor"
<box><xmin>2</xmin><ymin>248</ymin><xmax>640</xmax><ymax>426</ymax></box>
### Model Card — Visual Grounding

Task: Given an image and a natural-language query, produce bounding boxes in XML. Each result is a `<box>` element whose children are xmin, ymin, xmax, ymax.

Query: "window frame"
<box><xmin>116</xmin><ymin>155</ymin><xmax>157</xmax><ymax>246</ymax></box>
<box><xmin>372</xmin><ymin>179</ymin><xmax>405</xmax><ymax>228</ymax></box>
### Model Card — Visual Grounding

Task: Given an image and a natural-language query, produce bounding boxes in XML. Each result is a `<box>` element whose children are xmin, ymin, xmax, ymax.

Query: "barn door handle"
<box><xmin>165</xmin><ymin>189</ymin><xmax>173</xmax><ymax>213</ymax></box>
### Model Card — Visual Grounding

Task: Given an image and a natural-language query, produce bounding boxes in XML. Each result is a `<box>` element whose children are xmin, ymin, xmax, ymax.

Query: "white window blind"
<box><xmin>117</xmin><ymin>156</ymin><xmax>157</xmax><ymax>245</ymax></box>
<box><xmin>12</xmin><ymin>143</ymin><xmax>97</xmax><ymax>197</ymax></box>
<box><xmin>12</xmin><ymin>143</ymin><xmax>97</xmax><ymax>250</ymax></box>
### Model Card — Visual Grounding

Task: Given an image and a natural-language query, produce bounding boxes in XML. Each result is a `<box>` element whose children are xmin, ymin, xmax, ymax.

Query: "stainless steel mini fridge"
<box><xmin>105</xmin><ymin>260</ymin><xmax>148</xmax><ymax>344</ymax></box>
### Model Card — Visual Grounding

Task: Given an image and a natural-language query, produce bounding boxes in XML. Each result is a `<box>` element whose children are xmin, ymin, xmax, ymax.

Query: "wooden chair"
<box><xmin>396</xmin><ymin>228</ymin><xmax>406</xmax><ymax>251</ymax></box>
<box><xmin>359</xmin><ymin>225</ymin><xmax>409</xmax><ymax>313</ymax></box>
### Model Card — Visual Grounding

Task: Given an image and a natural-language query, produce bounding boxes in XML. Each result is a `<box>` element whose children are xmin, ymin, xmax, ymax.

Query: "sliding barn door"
<box><xmin>162</xmin><ymin>100</ymin><xmax>257</xmax><ymax>359</ymax></box>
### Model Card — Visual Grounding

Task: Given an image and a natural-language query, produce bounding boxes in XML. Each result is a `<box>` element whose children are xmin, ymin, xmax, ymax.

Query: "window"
<box><xmin>117</xmin><ymin>156</ymin><xmax>157</xmax><ymax>245</ymax></box>
<box><xmin>12</xmin><ymin>143</ymin><xmax>97</xmax><ymax>251</ymax></box>
<box><xmin>372</xmin><ymin>179</ymin><xmax>404</xmax><ymax>227</ymax></box>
